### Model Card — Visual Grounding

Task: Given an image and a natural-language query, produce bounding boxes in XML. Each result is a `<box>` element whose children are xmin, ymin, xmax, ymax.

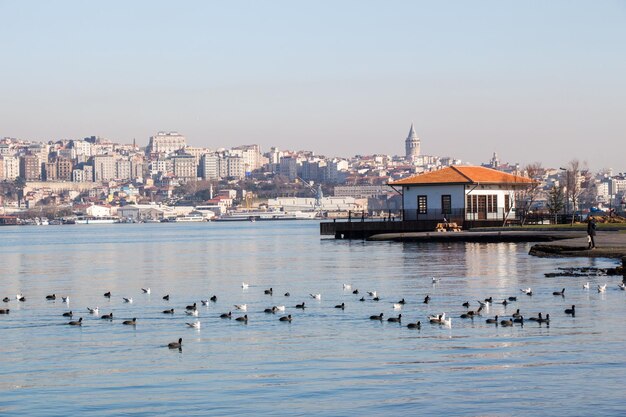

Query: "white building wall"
<box><xmin>3</xmin><ymin>156</ymin><xmax>20</xmax><ymax>180</ymax></box>
<box><xmin>401</xmin><ymin>184</ymin><xmax>517</xmax><ymax>221</ymax></box>
<box><xmin>402</xmin><ymin>184</ymin><xmax>465</xmax><ymax>220</ymax></box>
<box><xmin>86</xmin><ymin>205</ymin><xmax>112</xmax><ymax>217</ymax></box>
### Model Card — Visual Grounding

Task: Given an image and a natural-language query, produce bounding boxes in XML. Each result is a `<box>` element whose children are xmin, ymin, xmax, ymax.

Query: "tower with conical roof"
<box><xmin>405</xmin><ymin>123</ymin><xmax>421</xmax><ymax>161</ymax></box>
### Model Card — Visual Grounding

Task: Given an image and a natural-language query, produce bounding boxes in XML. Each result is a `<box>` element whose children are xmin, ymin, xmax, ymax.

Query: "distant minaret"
<box><xmin>405</xmin><ymin>123</ymin><xmax>421</xmax><ymax>161</ymax></box>
<box><xmin>490</xmin><ymin>152</ymin><xmax>499</xmax><ymax>168</ymax></box>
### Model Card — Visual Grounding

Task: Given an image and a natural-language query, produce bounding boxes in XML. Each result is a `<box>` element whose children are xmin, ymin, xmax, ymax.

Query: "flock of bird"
<box><xmin>1</xmin><ymin>277</ymin><xmax>624</xmax><ymax>350</ymax></box>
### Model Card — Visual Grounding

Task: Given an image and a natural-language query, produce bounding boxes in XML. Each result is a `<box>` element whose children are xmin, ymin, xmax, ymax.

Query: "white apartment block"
<box><xmin>233</xmin><ymin>145</ymin><xmax>263</xmax><ymax>172</ymax></box>
<box><xmin>201</xmin><ymin>153</ymin><xmax>220</xmax><ymax>180</ymax></box>
<box><xmin>147</xmin><ymin>131</ymin><xmax>186</xmax><ymax>155</ymax></box>
<box><xmin>72</xmin><ymin>140</ymin><xmax>93</xmax><ymax>157</ymax></box>
<box><xmin>226</xmin><ymin>156</ymin><xmax>245</xmax><ymax>179</ymax></box>
<box><xmin>149</xmin><ymin>159</ymin><xmax>172</xmax><ymax>177</ymax></box>
<box><xmin>116</xmin><ymin>159</ymin><xmax>132</xmax><ymax>180</ymax></box>
<box><xmin>2</xmin><ymin>156</ymin><xmax>20</xmax><ymax>180</ymax></box>
<box><xmin>92</xmin><ymin>155</ymin><xmax>117</xmax><ymax>182</ymax></box>
<box><xmin>172</xmin><ymin>155</ymin><xmax>197</xmax><ymax>181</ymax></box>
<box><xmin>185</xmin><ymin>147</ymin><xmax>211</xmax><ymax>167</ymax></box>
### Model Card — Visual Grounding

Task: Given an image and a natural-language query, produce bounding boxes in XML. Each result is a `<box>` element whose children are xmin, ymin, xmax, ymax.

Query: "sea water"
<box><xmin>0</xmin><ymin>222</ymin><xmax>625</xmax><ymax>416</ymax></box>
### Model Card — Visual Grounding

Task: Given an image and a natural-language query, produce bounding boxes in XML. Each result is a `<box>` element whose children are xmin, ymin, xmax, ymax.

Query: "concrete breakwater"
<box><xmin>367</xmin><ymin>230</ymin><xmax>626</xmax><ymax>261</ymax></box>
<box><xmin>529</xmin><ymin>232</ymin><xmax>626</xmax><ymax>259</ymax></box>
<box><xmin>367</xmin><ymin>230</ymin><xmax>582</xmax><ymax>244</ymax></box>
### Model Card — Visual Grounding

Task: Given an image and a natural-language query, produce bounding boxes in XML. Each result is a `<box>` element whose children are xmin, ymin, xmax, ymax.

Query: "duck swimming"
<box><xmin>370</xmin><ymin>313</ymin><xmax>383</xmax><ymax>320</ymax></box>
<box><xmin>168</xmin><ymin>338</ymin><xmax>182</xmax><ymax>349</ymax></box>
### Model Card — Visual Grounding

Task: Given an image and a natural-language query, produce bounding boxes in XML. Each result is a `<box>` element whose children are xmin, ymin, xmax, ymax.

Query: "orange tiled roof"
<box><xmin>389</xmin><ymin>166</ymin><xmax>536</xmax><ymax>186</ymax></box>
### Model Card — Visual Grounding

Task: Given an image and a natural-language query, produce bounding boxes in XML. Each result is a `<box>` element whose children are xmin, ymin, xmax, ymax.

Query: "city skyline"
<box><xmin>1</xmin><ymin>1</ymin><xmax>625</xmax><ymax>170</ymax></box>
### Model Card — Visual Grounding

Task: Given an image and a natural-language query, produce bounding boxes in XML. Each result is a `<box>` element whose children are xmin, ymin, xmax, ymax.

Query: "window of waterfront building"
<box><xmin>441</xmin><ymin>195</ymin><xmax>451</xmax><ymax>214</ymax></box>
<box><xmin>487</xmin><ymin>195</ymin><xmax>498</xmax><ymax>213</ymax></box>
<box><xmin>505</xmin><ymin>194</ymin><xmax>511</xmax><ymax>212</ymax></box>
<box><xmin>417</xmin><ymin>195</ymin><xmax>427</xmax><ymax>214</ymax></box>
<box><xmin>466</xmin><ymin>195</ymin><xmax>478</xmax><ymax>213</ymax></box>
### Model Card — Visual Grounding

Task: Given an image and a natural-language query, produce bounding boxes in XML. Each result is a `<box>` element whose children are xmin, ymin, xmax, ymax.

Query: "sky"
<box><xmin>1</xmin><ymin>1</ymin><xmax>625</xmax><ymax>170</ymax></box>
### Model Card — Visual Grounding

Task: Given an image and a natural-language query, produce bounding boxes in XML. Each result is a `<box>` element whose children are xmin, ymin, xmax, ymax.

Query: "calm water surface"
<box><xmin>1</xmin><ymin>222</ymin><xmax>626</xmax><ymax>416</ymax></box>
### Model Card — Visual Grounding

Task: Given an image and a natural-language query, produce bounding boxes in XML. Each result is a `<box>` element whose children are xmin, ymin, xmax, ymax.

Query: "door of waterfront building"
<box><xmin>477</xmin><ymin>195</ymin><xmax>487</xmax><ymax>220</ymax></box>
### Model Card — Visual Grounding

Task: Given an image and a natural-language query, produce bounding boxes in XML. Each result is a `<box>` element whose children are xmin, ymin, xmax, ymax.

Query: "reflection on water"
<box><xmin>1</xmin><ymin>223</ymin><xmax>626</xmax><ymax>416</ymax></box>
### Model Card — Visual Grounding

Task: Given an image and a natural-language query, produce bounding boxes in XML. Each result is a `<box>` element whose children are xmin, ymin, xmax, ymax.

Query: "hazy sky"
<box><xmin>1</xmin><ymin>1</ymin><xmax>624</xmax><ymax>170</ymax></box>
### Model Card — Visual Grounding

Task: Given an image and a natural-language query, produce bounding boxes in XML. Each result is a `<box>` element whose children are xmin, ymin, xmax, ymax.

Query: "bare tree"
<box><xmin>515</xmin><ymin>162</ymin><xmax>544</xmax><ymax>226</ymax></box>
<box><xmin>563</xmin><ymin>159</ymin><xmax>591</xmax><ymax>225</ymax></box>
<box><xmin>546</xmin><ymin>185</ymin><xmax>565</xmax><ymax>224</ymax></box>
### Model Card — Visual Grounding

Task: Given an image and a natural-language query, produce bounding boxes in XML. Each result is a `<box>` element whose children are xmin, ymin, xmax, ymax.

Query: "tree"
<box><xmin>546</xmin><ymin>185</ymin><xmax>565</xmax><ymax>224</ymax></box>
<box><xmin>515</xmin><ymin>162</ymin><xmax>544</xmax><ymax>226</ymax></box>
<box><xmin>14</xmin><ymin>176</ymin><xmax>26</xmax><ymax>208</ymax></box>
<box><xmin>563</xmin><ymin>159</ymin><xmax>591</xmax><ymax>224</ymax></box>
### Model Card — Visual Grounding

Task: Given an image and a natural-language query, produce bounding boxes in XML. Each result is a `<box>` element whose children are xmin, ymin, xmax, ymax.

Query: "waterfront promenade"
<box><xmin>367</xmin><ymin>230</ymin><xmax>626</xmax><ymax>260</ymax></box>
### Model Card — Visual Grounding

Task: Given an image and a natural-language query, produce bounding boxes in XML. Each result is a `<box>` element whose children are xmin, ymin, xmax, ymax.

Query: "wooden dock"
<box><xmin>320</xmin><ymin>219</ymin><xmax>509</xmax><ymax>239</ymax></box>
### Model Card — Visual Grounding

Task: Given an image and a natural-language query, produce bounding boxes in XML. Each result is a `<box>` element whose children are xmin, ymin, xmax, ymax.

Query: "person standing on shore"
<box><xmin>587</xmin><ymin>217</ymin><xmax>597</xmax><ymax>249</ymax></box>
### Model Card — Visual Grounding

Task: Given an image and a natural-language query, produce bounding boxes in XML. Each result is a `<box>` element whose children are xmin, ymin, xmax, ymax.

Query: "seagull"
<box><xmin>583</xmin><ymin>282</ymin><xmax>590</xmax><ymax>290</ymax></box>
<box><xmin>431</xmin><ymin>277</ymin><xmax>440</xmax><ymax>283</ymax></box>
<box><xmin>275</xmin><ymin>305</ymin><xmax>286</xmax><ymax>312</ymax></box>
<box><xmin>477</xmin><ymin>300</ymin><xmax>490</xmax><ymax>308</ymax></box>
<box><xmin>618</xmin><ymin>282</ymin><xmax>626</xmax><ymax>291</ymax></box>
<box><xmin>343</xmin><ymin>284</ymin><xmax>352</xmax><ymax>290</ymax></box>
<box><xmin>142</xmin><ymin>288</ymin><xmax>151</xmax><ymax>294</ymax></box>
<box><xmin>123</xmin><ymin>297</ymin><xmax>133</xmax><ymax>303</ymax></box>
<box><xmin>186</xmin><ymin>309</ymin><xmax>199</xmax><ymax>317</ymax></box>
<box><xmin>62</xmin><ymin>296</ymin><xmax>70</xmax><ymax>303</ymax></box>
<box><xmin>241</xmin><ymin>282</ymin><xmax>249</xmax><ymax>289</ymax></box>
<box><xmin>310</xmin><ymin>293</ymin><xmax>321</xmax><ymax>300</ymax></box>
<box><xmin>367</xmin><ymin>291</ymin><xmax>377</xmax><ymax>298</ymax></box>
<box><xmin>520</xmin><ymin>288</ymin><xmax>533</xmax><ymax>296</ymax></box>
<box><xmin>234</xmin><ymin>304</ymin><xmax>247</xmax><ymax>311</ymax></box>
<box><xmin>201</xmin><ymin>300</ymin><xmax>210</xmax><ymax>306</ymax></box>
<box><xmin>186</xmin><ymin>321</ymin><xmax>201</xmax><ymax>329</ymax></box>
<box><xmin>598</xmin><ymin>284</ymin><xmax>607</xmax><ymax>293</ymax></box>
<box><xmin>442</xmin><ymin>317</ymin><xmax>452</xmax><ymax>327</ymax></box>
<box><xmin>15</xmin><ymin>293</ymin><xmax>23</xmax><ymax>300</ymax></box>
<box><xmin>428</xmin><ymin>313</ymin><xmax>446</xmax><ymax>324</ymax></box>
<box><xmin>87</xmin><ymin>307</ymin><xmax>99</xmax><ymax>315</ymax></box>
<box><xmin>393</xmin><ymin>303</ymin><xmax>403</xmax><ymax>310</ymax></box>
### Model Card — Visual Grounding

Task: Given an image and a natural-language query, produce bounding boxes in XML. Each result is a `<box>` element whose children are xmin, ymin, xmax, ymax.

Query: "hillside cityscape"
<box><xmin>0</xmin><ymin>125</ymin><xmax>624</xmax><ymax>224</ymax></box>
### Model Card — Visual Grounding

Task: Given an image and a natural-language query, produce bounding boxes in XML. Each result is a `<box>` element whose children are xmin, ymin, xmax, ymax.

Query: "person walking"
<box><xmin>587</xmin><ymin>217</ymin><xmax>597</xmax><ymax>249</ymax></box>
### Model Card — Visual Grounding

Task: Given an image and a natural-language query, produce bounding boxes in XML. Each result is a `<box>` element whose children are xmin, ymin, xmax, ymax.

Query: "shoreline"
<box><xmin>367</xmin><ymin>230</ymin><xmax>626</xmax><ymax>260</ymax></box>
